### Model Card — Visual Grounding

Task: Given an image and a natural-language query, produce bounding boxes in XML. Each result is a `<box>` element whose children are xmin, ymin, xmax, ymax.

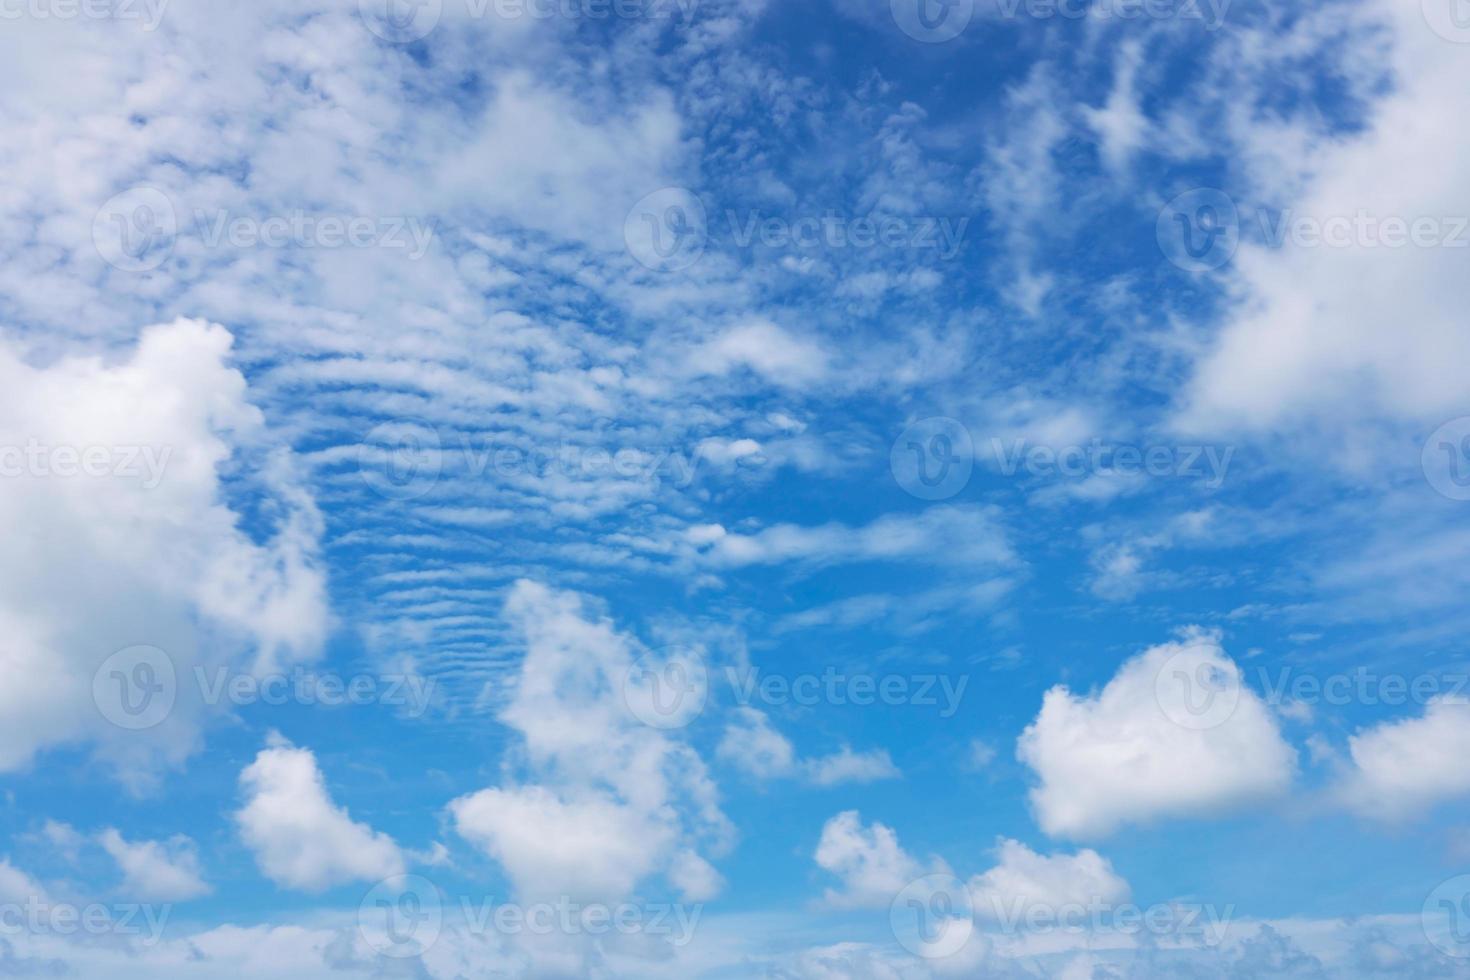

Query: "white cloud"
<box><xmin>1081</xmin><ymin>41</ymin><xmax>1148</xmax><ymax>174</ymax></box>
<box><xmin>1018</xmin><ymin>631</ymin><xmax>1296</xmax><ymax>838</ymax></box>
<box><xmin>698</xmin><ymin>506</ymin><xmax>1012</xmax><ymax>571</ymax></box>
<box><xmin>717</xmin><ymin>707</ymin><xmax>797</xmax><ymax>779</ymax></box>
<box><xmin>814</xmin><ymin>811</ymin><xmax>924</xmax><ymax>909</ymax></box>
<box><xmin>687</xmin><ymin>320</ymin><xmax>829</xmax><ymax>387</ymax></box>
<box><xmin>717</xmin><ymin>709</ymin><xmax>899</xmax><ymax>786</ymax></box>
<box><xmin>968</xmin><ymin>839</ymin><xmax>1128</xmax><ymax>923</ymax></box>
<box><xmin>98</xmin><ymin>828</ymin><xmax>210</xmax><ymax>901</ymax></box>
<box><xmin>803</xmin><ymin>747</ymin><xmax>901</xmax><ymax>788</ymax></box>
<box><xmin>235</xmin><ymin>735</ymin><xmax>405</xmax><ymax>893</ymax></box>
<box><xmin>449</xmin><ymin>581</ymin><xmax>730</xmax><ymax>909</ymax></box>
<box><xmin>450</xmin><ymin>785</ymin><xmax>671</xmax><ymax>902</ymax></box>
<box><xmin>0</xmin><ymin>319</ymin><xmax>327</xmax><ymax>783</ymax></box>
<box><xmin>1337</xmin><ymin>697</ymin><xmax>1470</xmax><ymax>821</ymax></box>
<box><xmin>1177</xmin><ymin>0</ymin><xmax>1470</xmax><ymax>433</ymax></box>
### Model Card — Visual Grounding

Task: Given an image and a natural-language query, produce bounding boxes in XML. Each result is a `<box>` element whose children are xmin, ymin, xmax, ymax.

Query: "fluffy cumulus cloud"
<box><xmin>448</xmin><ymin>581</ymin><xmax>731</xmax><ymax>910</ymax></box>
<box><xmin>1337</xmin><ymin>697</ymin><xmax>1470</xmax><ymax>821</ymax></box>
<box><xmin>968</xmin><ymin>839</ymin><xmax>1128</xmax><ymax>922</ymax></box>
<box><xmin>814</xmin><ymin>811</ymin><xmax>925</xmax><ymax>909</ymax></box>
<box><xmin>718</xmin><ymin>708</ymin><xmax>900</xmax><ymax>786</ymax></box>
<box><xmin>0</xmin><ymin>319</ymin><xmax>327</xmax><ymax>783</ymax></box>
<box><xmin>235</xmin><ymin>735</ymin><xmax>405</xmax><ymax>892</ymax></box>
<box><xmin>1177</xmin><ymin>0</ymin><xmax>1470</xmax><ymax>433</ymax></box>
<box><xmin>450</xmin><ymin>785</ymin><xmax>671</xmax><ymax>901</ymax></box>
<box><xmin>1018</xmin><ymin>631</ymin><xmax>1296</xmax><ymax>839</ymax></box>
<box><xmin>98</xmin><ymin>828</ymin><xmax>211</xmax><ymax>901</ymax></box>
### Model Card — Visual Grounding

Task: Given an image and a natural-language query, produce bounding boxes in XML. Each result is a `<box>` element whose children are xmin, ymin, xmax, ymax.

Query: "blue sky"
<box><xmin>1</xmin><ymin>0</ymin><xmax>1470</xmax><ymax>976</ymax></box>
